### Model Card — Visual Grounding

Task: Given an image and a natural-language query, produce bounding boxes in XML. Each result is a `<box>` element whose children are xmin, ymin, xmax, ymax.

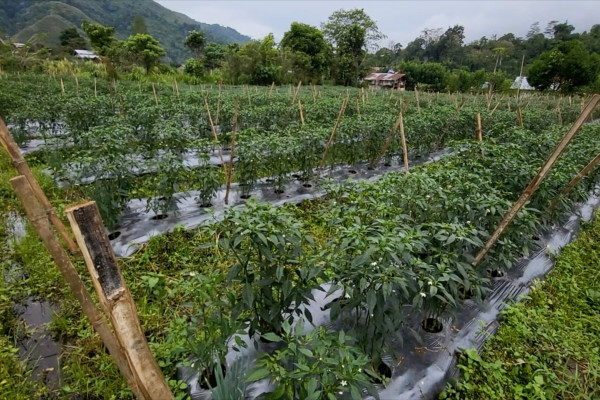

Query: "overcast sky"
<box><xmin>156</xmin><ymin>1</ymin><xmax>599</xmax><ymax>48</ymax></box>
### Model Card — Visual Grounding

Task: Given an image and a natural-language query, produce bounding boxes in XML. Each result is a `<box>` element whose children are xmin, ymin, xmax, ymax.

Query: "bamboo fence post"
<box><xmin>298</xmin><ymin>99</ymin><xmax>305</xmax><ymax>125</ymax></box>
<box><xmin>545</xmin><ymin>151</ymin><xmax>600</xmax><ymax>215</ymax></box>
<box><xmin>476</xmin><ymin>113</ymin><xmax>483</xmax><ymax>142</ymax></box>
<box><xmin>0</xmin><ymin>118</ymin><xmax>79</xmax><ymax>254</ymax></box>
<box><xmin>473</xmin><ymin>94</ymin><xmax>600</xmax><ymax>267</ymax></box>
<box><xmin>224</xmin><ymin>99</ymin><xmax>238</xmax><ymax>205</ymax></box>
<box><xmin>66</xmin><ymin>202</ymin><xmax>173</xmax><ymax>400</ymax></box>
<box><xmin>316</xmin><ymin>98</ymin><xmax>347</xmax><ymax>179</ymax></box>
<box><xmin>9</xmin><ymin>177</ymin><xmax>143</xmax><ymax>400</ymax></box>
<box><xmin>151</xmin><ymin>83</ymin><xmax>158</xmax><ymax>106</ymax></box>
<box><xmin>399</xmin><ymin>113</ymin><xmax>409</xmax><ymax>174</ymax></box>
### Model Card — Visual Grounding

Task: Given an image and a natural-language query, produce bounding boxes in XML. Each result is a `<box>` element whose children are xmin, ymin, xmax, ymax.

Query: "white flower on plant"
<box><xmin>428</xmin><ymin>280</ymin><xmax>433</xmax><ymax>285</ymax></box>
<box><xmin>345</xmin><ymin>293</ymin><xmax>350</xmax><ymax>299</ymax></box>
<box><xmin>341</xmin><ymin>380</ymin><xmax>348</xmax><ymax>386</ymax></box>
<box><xmin>371</xmin><ymin>261</ymin><xmax>377</xmax><ymax>266</ymax></box>
<box><xmin>420</xmin><ymin>292</ymin><xmax>427</xmax><ymax>298</ymax></box>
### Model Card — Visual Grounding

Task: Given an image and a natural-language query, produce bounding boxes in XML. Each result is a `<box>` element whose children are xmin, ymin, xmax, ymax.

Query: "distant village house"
<box><xmin>73</xmin><ymin>49</ymin><xmax>101</xmax><ymax>62</ymax></box>
<box><xmin>364</xmin><ymin>70</ymin><xmax>407</xmax><ymax>90</ymax></box>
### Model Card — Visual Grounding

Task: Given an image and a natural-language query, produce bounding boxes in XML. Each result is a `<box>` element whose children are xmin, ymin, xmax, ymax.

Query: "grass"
<box><xmin>440</xmin><ymin>213</ymin><xmax>600</xmax><ymax>399</ymax></box>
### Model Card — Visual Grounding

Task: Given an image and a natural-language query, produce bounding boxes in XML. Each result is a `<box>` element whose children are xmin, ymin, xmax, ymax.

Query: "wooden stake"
<box><xmin>66</xmin><ymin>202</ymin><xmax>173</xmax><ymax>400</ymax></box>
<box><xmin>317</xmin><ymin>98</ymin><xmax>347</xmax><ymax>177</ymax></box>
<box><xmin>476</xmin><ymin>113</ymin><xmax>483</xmax><ymax>142</ymax></box>
<box><xmin>60</xmin><ymin>78</ymin><xmax>65</xmax><ymax>93</ymax></box>
<box><xmin>0</xmin><ymin>119</ymin><xmax>79</xmax><ymax>254</ymax></box>
<box><xmin>203</xmin><ymin>96</ymin><xmax>225</xmax><ymax>168</ymax></box>
<box><xmin>415</xmin><ymin>85</ymin><xmax>421</xmax><ymax>114</ymax></box>
<box><xmin>371</xmin><ymin>110</ymin><xmax>403</xmax><ymax>168</ymax></box>
<box><xmin>268</xmin><ymin>81</ymin><xmax>275</xmax><ymax>98</ymax></box>
<box><xmin>546</xmin><ymin>151</ymin><xmax>600</xmax><ymax>215</ymax></box>
<box><xmin>399</xmin><ymin>113</ymin><xmax>409</xmax><ymax>174</ymax></box>
<box><xmin>516</xmin><ymin>106</ymin><xmax>524</xmax><ymax>127</ymax></box>
<box><xmin>9</xmin><ymin>177</ymin><xmax>143</xmax><ymax>400</ymax></box>
<box><xmin>94</xmin><ymin>78</ymin><xmax>97</xmax><ymax>98</ymax></box>
<box><xmin>473</xmin><ymin>94</ymin><xmax>600</xmax><ymax>267</ymax></box>
<box><xmin>174</xmin><ymin>79</ymin><xmax>180</xmax><ymax>98</ymax></box>
<box><xmin>151</xmin><ymin>83</ymin><xmax>158</xmax><ymax>106</ymax></box>
<box><xmin>224</xmin><ymin>98</ymin><xmax>238</xmax><ymax>205</ymax></box>
<box><xmin>298</xmin><ymin>99</ymin><xmax>305</xmax><ymax>125</ymax></box>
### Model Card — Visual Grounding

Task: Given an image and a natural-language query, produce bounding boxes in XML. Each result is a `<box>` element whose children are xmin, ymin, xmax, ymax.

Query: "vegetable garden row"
<box><xmin>2</xmin><ymin>74</ymin><xmax>600</xmax><ymax>399</ymax></box>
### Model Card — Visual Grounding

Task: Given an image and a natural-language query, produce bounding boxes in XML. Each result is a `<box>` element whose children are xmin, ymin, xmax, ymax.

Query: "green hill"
<box><xmin>1</xmin><ymin>0</ymin><xmax>251</xmax><ymax>64</ymax></box>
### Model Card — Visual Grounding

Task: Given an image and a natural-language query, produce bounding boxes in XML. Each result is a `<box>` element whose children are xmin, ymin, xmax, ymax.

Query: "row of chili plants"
<box><xmin>146</xmin><ymin>121</ymin><xmax>600</xmax><ymax>398</ymax></box>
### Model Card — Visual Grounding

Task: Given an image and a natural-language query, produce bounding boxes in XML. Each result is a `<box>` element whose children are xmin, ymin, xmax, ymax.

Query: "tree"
<box><xmin>82</xmin><ymin>21</ymin><xmax>115</xmax><ymax>56</ymax></box>
<box><xmin>528</xmin><ymin>40</ymin><xmax>600</xmax><ymax>92</ymax></box>
<box><xmin>322</xmin><ymin>9</ymin><xmax>384</xmax><ymax>85</ymax></box>
<box><xmin>59</xmin><ymin>27</ymin><xmax>86</xmax><ymax>51</ymax></box>
<box><xmin>131</xmin><ymin>15</ymin><xmax>148</xmax><ymax>35</ymax></box>
<box><xmin>124</xmin><ymin>33</ymin><xmax>165</xmax><ymax>74</ymax></box>
<box><xmin>185</xmin><ymin>30</ymin><xmax>206</xmax><ymax>59</ymax></box>
<box><xmin>203</xmin><ymin>42</ymin><xmax>226</xmax><ymax>70</ymax></box>
<box><xmin>280</xmin><ymin>22</ymin><xmax>330</xmax><ymax>83</ymax></box>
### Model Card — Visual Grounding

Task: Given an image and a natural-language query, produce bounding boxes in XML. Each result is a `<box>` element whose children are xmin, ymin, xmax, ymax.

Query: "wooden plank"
<box><xmin>9</xmin><ymin>177</ymin><xmax>143</xmax><ymax>399</ymax></box>
<box><xmin>66</xmin><ymin>202</ymin><xmax>173</xmax><ymax>400</ymax></box>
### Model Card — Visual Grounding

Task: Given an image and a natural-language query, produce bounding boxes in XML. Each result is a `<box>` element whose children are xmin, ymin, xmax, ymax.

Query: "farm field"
<box><xmin>1</xmin><ymin>74</ymin><xmax>600</xmax><ymax>399</ymax></box>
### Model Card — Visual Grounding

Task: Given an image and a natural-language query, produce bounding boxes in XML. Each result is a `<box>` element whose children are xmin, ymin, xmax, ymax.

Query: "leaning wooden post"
<box><xmin>516</xmin><ymin>106</ymin><xmax>523</xmax><ymax>127</ymax></box>
<box><xmin>0</xmin><ymin>118</ymin><xmax>79</xmax><ymax>254</ymax></box>
<box><xmin>473</xmin><ymin>94</ymin><xmax>600</xmax><ymax>267</ymax></box>
<box><xmin>66</xmin><ymin>202</ymin><xmax>174</xmax><ymax>400</ymax></box>
<box><xmin>399</xmin><ymin>113</ymin><xmax>409</xmax><ymax>174</ymax></box>
<box><xmin>476</xmin><ymin>112</ymin><xmax>483</xmax><ymax>142</ymax></box>
<box><xmin>60</xmin><ymin>78</ymin><xmax>65</xmax><ymax>93</ymax></box>
<box><xmin>546</xmin><ymin>150</ymin><xmax>600</xmax><ymax>215</ymax></box>
<box><xmin>371</xmin><ymin>110</ymin><xmax>403</xmax><ymax>168</ymax></box>
<box><xmin>9</xmin><ymin>177</ymin><xmax>144</xmax><ymax>400</ymax></box>
<box><xmin>268</xmin><ymin>81</ymin><xmax>275</xmax><ymax>98</ymax></box>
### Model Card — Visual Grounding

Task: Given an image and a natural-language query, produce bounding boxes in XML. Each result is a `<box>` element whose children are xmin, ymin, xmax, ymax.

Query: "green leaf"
<box><xmin>246</xmin><ymin>367</ymin><xmax>270</xmax><ymax>382</ymax></box>
<box><xmin>261</xmin><ymin>332</ymin><xmax>282</xmax><ymax>342</ymax></box>
<box><xmin>242</xmin><ymin>283</ymin><xmax>254</xmax><ymax>307</ymax></box>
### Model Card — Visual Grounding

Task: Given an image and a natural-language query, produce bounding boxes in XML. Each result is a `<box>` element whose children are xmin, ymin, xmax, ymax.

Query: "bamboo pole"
<box><xmin>516</xmin><ymin>106</ymin><xmax>523</xmax><ymax>127</ymax></box>
<box><xmin>224</xmin><ymin>98</ymin><xmax>238</xmax><ymax>205</ymax></box>
<box><xmin>9</xmin><ymin>177</ymin><xmax>143</xmax><ymax>400</ymax></box>
<box><xmin>60</xmin><ymin>78</ymin><xmax>65</xmax><ymax>93</ymax></box>
<box><xmin>473</xmin><ymin>94</ymin><xmax>600</xmax><ymax>267</ymax></box>
<box><xmin>546</xmin><ymin>151</ymin><xmax>600</xmax><ymax>215</ymax></box>
<box><xmin>316</xmin><ymin>98</ymin><xmax>347</xmax><ymax>178</ymax></box>
<box><xmin>0</xmin><ymin>118</ymin><xmax>79</xmax><ymax>254</ymax></box>
<box><xmin>298</xmin><ymin>99</ymin><xmax>305</xmax><ymax>125</ymax></box>
<box><xmin>371</xmin><ymin>110</ymin><xmax>403</xmax><ymax>168</ymax></box>
<box><xmin>151</xmin><ymin>83</ymin><xmax>158</xmax><ymax>106</ymax></box>
<box><xmin>399</xmin><ymin>113</ymin><xmax>409</xmax><ymax>174</ymax></box>
<box><xmin>66</xmin><ymin>202</ymin><xmax>173</xmax><ymax>400</ymax></box>
<box><xmin>415</xmin><ymin>85</ymin><xmax>421</xmax><ymax>114</ymax></box>
<box><xmin>268</xmin><ymin>82</ymin><xmax>275</xmax><ymax>98</ymax></box>
<box><xmin>94</xmin><ymin>78</ymin><xmax>97</xmax><ymax>98</ymax></box>
<box><xmin>203</xmin><ymin>96</ymin><xmax>225</xmax><ymax>168</ymax></box>
<box><xmin>476</xmin><ymin>113</ymin><xmax>483</xmax><ymax>142</ymax></box>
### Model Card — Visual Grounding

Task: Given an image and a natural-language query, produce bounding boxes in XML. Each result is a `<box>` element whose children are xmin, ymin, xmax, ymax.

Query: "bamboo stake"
<box><xmin>316</xmin><ymin>98</ymin><xmax>347</xmax><ymax>178</ymax></box>
<box><xmin>355</xmin><ymin>98</ymin><xmax>361</xmax><ymax>116</ymax></box>
<box><xmin>9</xmin><ymin>177</ymin><xmax>143</xmax><ymax>400</ymax></box>
<box><xmin>399</xmin><ymin>113</ymin><xmax>409</xmax><ymax>174</ymax></box>
<box><xmin>151</xmin><ymin>83</ymin><xmax>158</xmax><ymax>106</ymax></box>
<box><xmin>0</xmin><ymin>119</ymin><xmax>79</xmax><ymax>254</ymax></box>
<box><xmin>216</xmin><ymin>84</ymin><xmax>222</xmax><ymax>125</ymax></box>
<box><xmin>298</xmin><ymin>99</ymin><xmax>305</xmax><ymax>125</ymax></box>
<box><xmin>556</xmin><ymin>106</ymin><xmax>563</xmax><ymax>125</ymax></box>
<box><xmin>94</xmin><ymin>78</ymin><xmax>97</xmax><ymax>98</ymax></box>
<box><xmin>371</xmin><ymin>110</ymin><xmax>403</xmax><ymax>168</ymax></box>
<box><xmin>473</xmin><ymin>94</ymin><xmax>600</xmax><ymax>267</ymax></box>
<box><xmin>516</xmin><ymin>106</ymin><xmax>524</xmax><ymax>127</ymax></box>
<box><xmin>203</xmin><ymin>96</ymin><xmax>225</xmax><ymax>168</ymax></box>
<box><xmin>224</xmin><ymin>98</ymin><xmax>238</xmax><ymax>205</ymax></box>
<box><xmin>415</xmin><ymin>85</ymin><xmax>421</xmax><ymax>114</ymax></box>
<box><xmin>546</xmin><ymin>151</ymin><xmax>600</xmax><ymax>215</ymax></box>
<box><xmin>75</xmin><ymin>75</ymin><xmax>79</xmax><ymax>88</ymax></box>
<box><xmin>268</xmin><ymin>81</ymin><xmax>275</xmax><ymax>98</ymax></box>
<box><xmin>174</xmin><ymin>79</ymin><xmax>180</xmax><ymax>98</ymax></box>
<box><xmin>66</xmin><ymin>202</ymin><xmax>173</xmax><ymax>400</ymax></box>
<box><xmin>476</xmin><ymin>113</ymin><xmax>483</xmax><ymax>142</ymax></box>
<box><xmin>60</xmin><ymin>78</ymin><xmax>65</xmax><ymax>93</ymax></box>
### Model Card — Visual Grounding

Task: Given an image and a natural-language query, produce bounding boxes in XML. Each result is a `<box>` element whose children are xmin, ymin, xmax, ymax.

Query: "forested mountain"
<box><xmin>0</xmin><ymin>0</ymin><xmax>251</xmax><ymax>64</ymax></box>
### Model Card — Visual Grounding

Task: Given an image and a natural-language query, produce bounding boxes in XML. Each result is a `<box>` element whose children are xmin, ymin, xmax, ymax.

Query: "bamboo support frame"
<box><xmin>298</xmin><ymin>99</ymin><xmax>305</xmax><ymax>125</ymax></box>
<box><xmin>473</xmin><ymin>94</ymin><xmax>600</xmax><ymax>267</ymax></box>
<box><xmin>66</xmin><ymin>202</ymin><xmax>173</xmax><ymax>400</ymax></box>
<box><xmin>0</xmin><ymin>118</ymin><xmax>79</xmax><ymax>254</ymax></box>
<box><xmin>225</xmin><ymin>99</ymin><xmax>238</xmax><ymax>205</ymax></box>
<box><xmin>316</xmin><ymin>98</ymin><xmax>347</xmax><ymax>178</ymax></box>
<box><xmin>371</xmin><ymin>110</ymin><xmax>403</xmax><ymax>168</ymax></box>
<box><xmin>151</xmin><ymin>83</ymin><xmax>158</xmax><ymax>106</ymax></box>
<box><xmin>476</xmin><ymin>113</ymin><xmax>483</xmax><ymax>142</ymax></box>
<box><xmin>399</xmin><ymin>113</ymin><xmax>409</xmax><ymax>174</ymax></box>
<box><xmin>9</xmin><ymin>177</ymin><xmax>143</xmax><ymax>399</ymax></box>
